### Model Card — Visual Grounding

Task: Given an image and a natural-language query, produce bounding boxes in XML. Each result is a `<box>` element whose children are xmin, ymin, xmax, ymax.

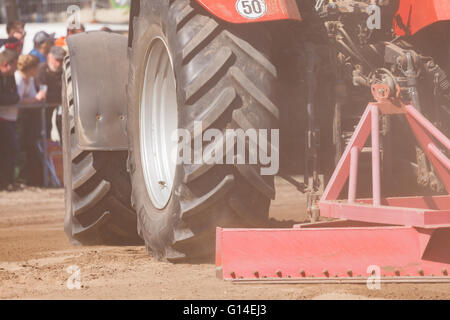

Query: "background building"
<box><xmin>0</xmin><ymin>0</ymin><xmax>129</xmax><ymax>24</ymax></box>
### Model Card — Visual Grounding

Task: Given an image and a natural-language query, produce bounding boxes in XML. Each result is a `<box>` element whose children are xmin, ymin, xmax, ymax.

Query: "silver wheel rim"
<box><xmin>140</xmin><ymin>37</ymin><xmax>178</xmax><ymax>209</ymax></box>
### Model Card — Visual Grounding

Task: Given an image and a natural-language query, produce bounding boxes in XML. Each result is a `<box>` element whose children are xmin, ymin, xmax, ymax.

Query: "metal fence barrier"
<box><xmin>0</xmin><ymin>102</ymin><xmax>61</xmax><ymax>188</ymax></box>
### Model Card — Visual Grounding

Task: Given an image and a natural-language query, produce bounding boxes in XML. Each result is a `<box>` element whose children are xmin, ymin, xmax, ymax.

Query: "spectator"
<box><xmin>67</xmin><ymin>24</ymin><xmax>85</xmax><ymax>36</ymax></box>
<box><xmin>16</xmin><ymin>55</ymin><xmax>47</xmax><ymax>187</ymax></box>
<box><xmin>29</xmin><ymin>31</ymin><xmax>55</xmax><ymax>63</ymax></box>
<box><xmin>15</xmin><ymin>55</ymin><xmax>46</xmax><ymax>104</ymax></box>
<box><xmin>0</xmin><ymin>50</ymin><xmax>19</xmax><ymax>105</ymax></box>
<box><xmin>2</xmin><ymin>37</ymin><xmax>24</xmax><ymax>55</ymax></box>
<box><xmin>0</xmin><ymin>21</ymin><xmax>25</xmax><ymax>54</ymax></box>
<box><xmin>0</xmin><ymin>49</ymin><xmax>19</xmax><ymax>190</ymax></box>
<box><xmin>100</xmin><ymin>26</ymin><xmax>112</xmax><ymax>33</ymax></box>
<box><xmin>6</xmin><ymin>21</ymin><xmax>25</xmax><ymax>40</ymax></box>
<box><xmin>36</xmin><ymin>46</ymin><xmax>66</xmax><ymax>140</ymax></box>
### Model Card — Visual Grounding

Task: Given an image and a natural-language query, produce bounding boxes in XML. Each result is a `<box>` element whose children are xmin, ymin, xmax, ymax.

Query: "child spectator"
<box><xmin>0</xmin><ymin>49</ymin><xmax>20</xmax><ymax>190</ymax></box>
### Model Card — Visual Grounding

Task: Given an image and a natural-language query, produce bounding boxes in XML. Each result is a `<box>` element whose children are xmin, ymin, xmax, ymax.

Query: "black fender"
<box><xmin>66</xmin><ymin>31</ymin><xmax>129</xmax><ymax>151</ymax></box>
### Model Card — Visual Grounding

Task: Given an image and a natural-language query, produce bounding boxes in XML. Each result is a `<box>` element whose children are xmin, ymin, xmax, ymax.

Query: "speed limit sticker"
<box><xmin>236</xmin><ymin>0</ymin><xmax>267</xmax><ymax>19</ymax></box>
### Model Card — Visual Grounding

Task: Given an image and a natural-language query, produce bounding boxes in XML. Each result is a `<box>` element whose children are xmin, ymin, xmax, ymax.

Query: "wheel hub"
<box><xmin>140</xmin><ymin>37</ymin><xmax>178</xmax><ymax>209</ymax></box>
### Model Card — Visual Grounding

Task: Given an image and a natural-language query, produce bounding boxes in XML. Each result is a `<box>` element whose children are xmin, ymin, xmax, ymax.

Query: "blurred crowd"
<box><xmin>0</xmin><ymin>20</ymin><xmax>85</xmax><ymax>191</ymax></box>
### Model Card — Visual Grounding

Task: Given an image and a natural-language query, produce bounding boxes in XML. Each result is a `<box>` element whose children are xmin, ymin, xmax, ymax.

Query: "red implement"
<box><xmin>216</xmin><ymin>102</ymin><xmax>450</xmax><ymax>282</ymax></box>
<box><xmin>216</xmin><ymin>226</ymin><xmax>450</xmax><ymax>281</ymax></box>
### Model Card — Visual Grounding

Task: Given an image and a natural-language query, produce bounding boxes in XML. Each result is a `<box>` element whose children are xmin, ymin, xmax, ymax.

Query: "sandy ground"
<box><xmin>0</xmin><ymin>179</ymin><xmax>449</xmax><ymax>300</ymax></box>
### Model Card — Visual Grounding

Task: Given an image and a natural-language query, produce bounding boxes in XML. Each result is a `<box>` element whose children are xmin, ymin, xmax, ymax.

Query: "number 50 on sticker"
<box><xmin>236</xmin><ymin>0</ymin><xmax>267</xmax><ymax>19</ymax></box>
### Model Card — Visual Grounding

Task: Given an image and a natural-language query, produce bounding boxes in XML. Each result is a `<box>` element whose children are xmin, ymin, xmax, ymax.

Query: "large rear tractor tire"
<box><xmin>127</xmin><ymin>0</ymin><xmax>280</xmax><ymax>261</ymax></box>
<box><xmin>62</xmin><ymin>55</ymin><xmax>141</xmax><ymax>245</ymax></box>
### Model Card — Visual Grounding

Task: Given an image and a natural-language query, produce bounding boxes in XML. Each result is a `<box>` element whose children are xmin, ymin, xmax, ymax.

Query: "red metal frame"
<box><xmin>195</xmin><ymin>0</ymin><xmax>301</xmax><ymax>24</ymax></box>
<box><xmin>216</xmin><ymin>103</ymin><xmax>450</xmax><ymax>282</ymax></box>
<box><xmin>394</xmin><ymin>0</ymin><xmax>450</xmax><ymax>36</ymax></box>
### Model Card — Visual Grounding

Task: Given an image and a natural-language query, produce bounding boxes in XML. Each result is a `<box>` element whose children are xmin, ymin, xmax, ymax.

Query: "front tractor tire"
<box><xmin>127</xmin><ymin>0</ymin><xmax>280</xmax><ymax>261</ymax></box>
<box><xmin>62</xmin><ymin>56</ymin><xmax>141</xmax><ymax>245</ymax></box>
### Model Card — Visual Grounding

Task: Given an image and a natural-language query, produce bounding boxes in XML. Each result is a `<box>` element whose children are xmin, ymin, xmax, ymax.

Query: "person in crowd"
<box><xmin>15</xmin><ymin>55</ymin><xmax>46</xmax><ymax>104</ymax></box>
<box><xmin>55</xmin><ymin>24</ymin><xmax>85</xmax><ymax>50</ymax></box>
<box><xmin>6</xmin><ymin>20</ymin><xmax>25</xmax><ymax>40</ymax></box>
<box><xmin>29</xmin><ymin>31</ymin><xmax>55</xmax><ymax>63</ymax></box>
<box><xmin>2</xmin><ymin>37</ymin><xmax>24</xmax><ymax>55</ymax></box>
<box><xmin>16</xmin><ymin>54</ymin><xmax>47</xmax><ymax>187</ymax></box>
<box><xmin>0</xmin><ymin>49</ymin><xmax>19</xmax><ymax>105</ymax></box>
<box><xmin>36</xmin><ymin>46</ymin><xmax>66</xmax><ymax>140</ymax></box>
<box><xmin>1</xmin><ymin>21</ymin><xmax>26</xmax><ymax>54</ymax></box>
<box><xmin>6</xmin><ymin>21</ymin><xmax>25</xmax><ymax>40</ymax></box>
<box><xmin>0</xmin><ymin>49</ymin><xmax>20</xmax><ymax>190</ymax></box>
<box><xmin>100</xmin><ymin>26</ymin><xmax>112</xmax><ymax>32</ymax></box>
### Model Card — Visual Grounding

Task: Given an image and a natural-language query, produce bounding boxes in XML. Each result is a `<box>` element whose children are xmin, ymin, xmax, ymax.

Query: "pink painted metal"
<box><xmin>322</xmin><ymin>103</ymin><xmax>450</xmax><ymax>202</ymax></box>
<box><xmin>348</xmin><ymin>147</ymin><xmax>359</xmax><ymax>203</ymax></box>
<box><xmin>405</xmin><ymin>105</ymin><xmax>450</xmax><ymax>150</ymax></box>
<box><xmin>320</xmin><ymin>103</ymin><xmax>450</xmax><ymax>221</ymax></box>
<box><xmin>405</xmin><ymin>106</ymin><xmax>450</xmax><ymax>192</ymax></box>
<box><xmin>322</xmin><ymin>106</ymin><xmax>372</xmax><ymax>201</ymax></box>
<box><xmin>319</xmin><ymin>200</ymin><xmax>450</xmax><ymax>227</ymax></box>
<box><xmin>357</xmin><ymin>195</ymin><xmax>450</xmax><ymax>210</ymax></box>
<box><xmin>216</xmin><ymin>102</ymin><xmax>450</xmax><ymax>282</ymax></box>
<box><xmin>216</xmin><ymin>227</ymin><xmax>450</xmax><ymax>280</ymax></box>
<box><xmin>371</xmin><ymin>105</ymin><xmax>381</xmax><ymax>206</ymax></box>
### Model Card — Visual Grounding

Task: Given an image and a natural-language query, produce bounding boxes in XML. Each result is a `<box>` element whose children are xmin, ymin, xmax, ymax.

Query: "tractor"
<box><xmin>63</xmin><ymin>0</ymin><xmax>450</xmax><ymax>273</ymax></box>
